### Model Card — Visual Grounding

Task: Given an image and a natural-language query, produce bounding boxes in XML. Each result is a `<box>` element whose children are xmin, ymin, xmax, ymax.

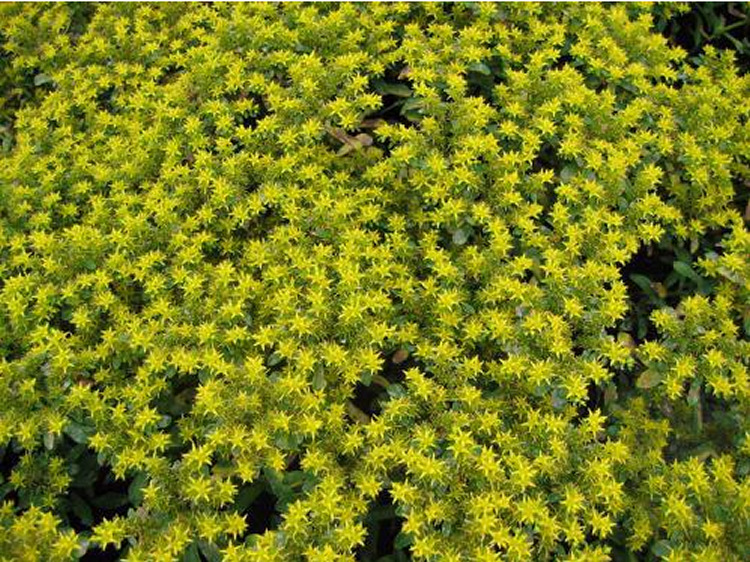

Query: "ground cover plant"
<box><xmin>0</xmin><ymin>2</ymin><xmax>749</xmax><ymax>561</ymax></box>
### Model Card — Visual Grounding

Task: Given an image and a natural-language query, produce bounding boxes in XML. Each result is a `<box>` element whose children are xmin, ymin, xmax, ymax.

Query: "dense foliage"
<box><xmin>0</xmin><ymin>3</ymin><xmax>749</xmax><ymax>561</ymax></box>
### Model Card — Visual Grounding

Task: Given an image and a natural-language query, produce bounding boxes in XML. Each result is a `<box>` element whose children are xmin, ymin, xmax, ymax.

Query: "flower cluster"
<box><xmin>0</xmin><ymin>3</ymin><xmax>748</xmax><ymax>561</ymax></box>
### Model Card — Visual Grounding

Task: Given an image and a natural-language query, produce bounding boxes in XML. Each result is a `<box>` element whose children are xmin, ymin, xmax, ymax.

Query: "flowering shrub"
<box><xmin>0</xmin><ymin>3</ymin><xmax>749</xmax><ymax>561</ymax></box>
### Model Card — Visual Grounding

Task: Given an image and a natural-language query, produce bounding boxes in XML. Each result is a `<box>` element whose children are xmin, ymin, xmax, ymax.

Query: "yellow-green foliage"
<box><xmin>0</xmin><ymin>3</ymin><xmax>749</xmax><ymax>561</ymax></box>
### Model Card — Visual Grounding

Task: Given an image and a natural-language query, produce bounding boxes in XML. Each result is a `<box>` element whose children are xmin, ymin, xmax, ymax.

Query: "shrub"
<box><xmin>0</xmin><ymin>3</ymin><xmax>749</xmax><ymax>561</ymax></box>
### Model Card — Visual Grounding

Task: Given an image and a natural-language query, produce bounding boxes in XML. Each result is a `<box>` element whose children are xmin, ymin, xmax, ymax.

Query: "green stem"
<box><xmin>715</xmin><ymin>18</ymin><xmax>749</xmax><ymax>35</ymax></box>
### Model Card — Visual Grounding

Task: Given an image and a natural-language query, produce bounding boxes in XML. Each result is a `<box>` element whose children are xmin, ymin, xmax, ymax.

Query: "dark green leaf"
<box><xmin>69</xmin><ymin>492</ymin><xmax>93</xmax><ymax>526</ymax></box>
<box><xmin>629</xmin><ymin>273</ymin><xmax>665</xmax><ymax>305</ymax></box>
<box><xmin>128</xmin><ymin>472</ymin><xmax>148</xmax><ymax>506</ymax></box>
<box><xmin>365</xmin><ymin>504</ymin><xmax>396</xmax><ymax>522</ymax></box>
<box><xmin>92</xmin><ymin>492</ymin><xmax>129</xmax><ymax>510</ymax></box>
<box><xmin>629</xmin><ymin>273</ymin><xmax>653</xmax><ymax>293</ymax></box>
<box><xmin>394</xmin><ymin>531</ymin><xmax>413</xmax><ymax>549</ymax></box>
<box><xmin>673</xmin><ymin>261</ymin><xmax>702</xmax><ymax>284</ymax></box>
<box><xmin>234</xmin><ymin>482</ymin><xmax>265</xmax><ymax>513</ymax></box>
<box><xmin>183</xmin><ymin>543</ymin><xmax>201</xmax><ymax>562</ymax></box>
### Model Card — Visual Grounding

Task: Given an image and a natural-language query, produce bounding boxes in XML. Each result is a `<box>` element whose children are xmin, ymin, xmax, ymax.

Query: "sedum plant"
<box><xmin>0</xmin><ymin>3</ymin><xmax>749</xmax><ymax>561</ymax></box>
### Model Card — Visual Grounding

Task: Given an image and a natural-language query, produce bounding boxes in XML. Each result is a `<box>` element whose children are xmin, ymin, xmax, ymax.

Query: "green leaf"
<box><xmin>688</xmin><ymin>442</ymin><xmax>716</xmax><ymax>462</ymax></box>
<box><xmin>92</xmin><ymin>492</ymin><xmax>129</xmax><ymax>510</ymax></box>
<box><xmin>395</xmin><ymin>551</ymin><xmax>410</xmax><ymax>562</ymax></box>
<box><xmin>387</xmin><ymin>383</ymin><xmax>405</xmax><ymax>399</ymax></box>
<box><xmin>128</xmin><ymin>472</ymin><xmax>148</xmax><ymax>506</ymax></box>
<box><xmin>401</xmin><ymin>97</ymin><xmax>423</xmax><ymax>112</ymax></box>
<box><xmin>394</xmin><ymin>531</ymin><xmax>413</xmax><ymax>549</ymax></box>
<box><xmin>374</xmin><ymin>80</ymin><xmax>412</xmax><ymax>97</ymax></box>
<box><xmin>275</xmin><ymin>432</ymin><xmax>301</xmax><ymax>451</ymax></box>
<box><xmin>636</xmin><ymin>315</ymin><xmax>648</xmax><ymax>340</ymax></box>
<box><xmin>401</xmin><ymin>109</ymin><xmax>422</xmax><ymax>123</ymax></box>
<box><xmin>64</xmin><ymin>421</ymin><xmax>94</xmax><ymax>445</ymax></box>
<box><xmin>234</xmin><ymin>482</ymin><xmax>265</xmax><ymax>513</ymax></box>
<box><xmin>636</xmin><ymin>369</ymin><xmax>663</xmax><ymax>389</ymax></box>
<box><xmin>687</xmin><ymin>380</ymin><xmax>701</xmax><ymax>407</ymax></box>
<box><xmin>34</xmin><ymin>73</ymin><xmax>53</xmax><ymax>86</ymax></box>
<box><xmin>651</xmin><ymin>539</ymin><xmax>672</xmax><ymax>558</ymax></box>
<box><xmin>183</xmin><ymin>543</ymin><xmax>201</xmax><ymax>562</ymax></box>
<box><xmin>312</xmin><ymin>366</ymin><xmax>326</xmax><ymax>391</ymax></box>
<box><xmin>452</xmin><ymin>228</ymin><xmax>469</xmax><ymax>246</ymax></box>
<box><xmin>717</xmin><ymin>266</ymin><xmax>742</xmax><ymax>284</ymax></box>
<box><xmin>467</xmin><ymin>62</ymin><xmax>492</xmax><ymax>75</ymax></box>
<box><xmin>0</xmin><ymin>482</ymin><xmax>13</xmax><ymax>501</ymax></box>
<box><xmin>629</xmin><ymin>273</ymin><xmax>653</xmax><ymax>293</ymax></box>
<box><xmin>629</xmin><ymin>273</ymin><xmax>664</xmax><ymax>305</ymax></box>
<box><xmin>560</xmin><ymin>165</ymin><xmax>577</xmax><ymax>182</ymax></box>
<box><xmin>69</xmin><ymin>492</ymin><xmax>93</xmax><ymax>526</ymax></box>
<box><xmin>365</xmin><ymin>504</ymin><xmax>396</xmax><ymax>523</ymax></box>
<box><xmin>267</xmin><ymin>352</ymin><xmax>283</xmax><ymax>367</ymax></box>
<box><xmin>43</xmin><ymin>432</ymin><xmax>55</xmax><ymax>451</ymax></box>
<box><xmin>198</xmin><ymin>540</ymin><xmax>222</xmax><ymax>562</ymax></box>
<box><xmin>603</xmin><ymin>383</ymin><xmax>618</xmax><ymax>405</ymax></box>
<box><xmin>673</xmin><ymin>260</ymin><xmax>702</xmax><ymax>284</ymax></box>
<box><xmin>664</xmin><ymin>271</ymin><xmax>680</xmax><ymax>289</ymax></box>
